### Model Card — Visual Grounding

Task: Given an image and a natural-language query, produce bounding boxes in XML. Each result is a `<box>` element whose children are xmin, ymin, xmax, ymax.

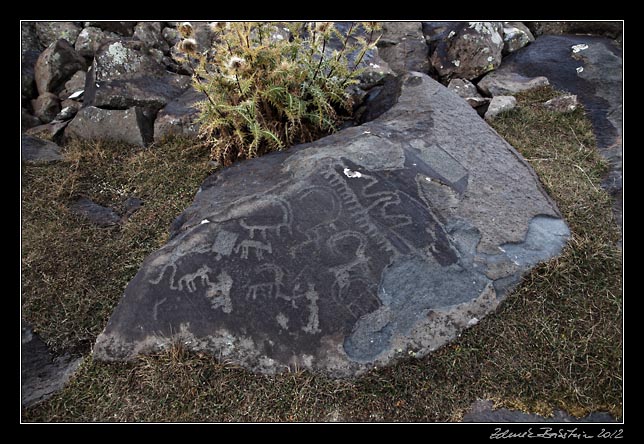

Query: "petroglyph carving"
<box><xmin>301</xmin><ymin>284</ymin><xmax>321</xmax><ymax>335</ymax></box>
<box><xmin>205</xmin><ymin>270</ymin><xmax>233</xmax><ymax>313</ymax></box>
<box><xmin>240</xmin><ymin>197</ymin><xmax>293</xmax><ymax>240</ymax></box>
<box><xmin>234</xmin><ymin>239</ymin><xmax>273</xmax><ymax>260</ymax></box>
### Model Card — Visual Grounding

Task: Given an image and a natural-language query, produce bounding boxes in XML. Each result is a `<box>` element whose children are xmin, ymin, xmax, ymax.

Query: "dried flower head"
<box><xmin>178</xmin><ymin>22</ymin><xmax>194</xmax><ymax>38</ymax></box>
<box><xmin>227</xmin><ymin>55</ymin><xmax>246</xmax><ymax>71</ymax></box>
<box><xmin>209</xmin><ymin>21</ymin><xmax>229</xmax><ymax>33</ymax></box>
<box><xmin>178</xmin><ymin>38</ymin><xmax>198</xmax><ymax>55</ymax></box>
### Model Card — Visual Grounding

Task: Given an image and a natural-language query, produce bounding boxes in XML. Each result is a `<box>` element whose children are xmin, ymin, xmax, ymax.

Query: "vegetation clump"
<box><xmin>175</xmin><ymin>21</ymin><xmax>381</xmax><ymax>165</ymax></box>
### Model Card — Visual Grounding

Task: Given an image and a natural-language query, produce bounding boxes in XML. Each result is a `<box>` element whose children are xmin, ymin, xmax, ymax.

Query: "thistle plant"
<box><xmin>175</xmin><ymin>21</ymin><xmax>381</xmax><ymax>165</ymax></box>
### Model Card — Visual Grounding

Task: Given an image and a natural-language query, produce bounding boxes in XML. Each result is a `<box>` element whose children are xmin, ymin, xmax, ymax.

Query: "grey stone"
<box><xmin>31</xmin><ymin>92</ymin><xmax>61</xmax><ymax>123</ymax></box>
<box><xmin>74</xmin><ymin>26</ymin><xmax>120</xmax><ymax>58</ymax></box>
<box><xmin>544</xmin><ymin>94</ymin><xmax>579</xmax><ymax>113</ymax></box>
<box><xmin>35</xmin><ymin>21</ymin><xmax>82</xmax><ymax>47</ymax></box>
<box><xmin>478</xmin><ymin>71</ymin><xmax>550</xmax><ymax>97</ymax></box>
<box><xmin>22</xmin><ymin>50</ymin><xmax>40</xmax><ymax>102</ymax></box>
<box><xmin>93</xmin><ymin>72</ymin><xmax>569</xmax><ymax>377</ymax></box>
<box><xmin>69</xmin><ymin>197</ymin><xmax>121</xmax><ymax>227</ymax></box>
<box><xmin>21</xmin><ymin>22</ymin><xmax>42</xmax><ymax>54</ymax></box>
<box><xmin>154</xmin><ymin>88</ymin><xmax>205</xmax><ymax>142</ymax></box>
<box><xmin>83</xmin><ymin>39</ymin><xmax>191</xmax><ymax>111</ymax></box>
<box><xmin>447</xmin><ymin>78</ymin><xmax>488</xmax><ymax>108</ymax></box>
<box><xmin>22</xmin><ymin>108</ymin><xmax>41</xmax><ymax>131</ymax></box>
<box><xmin>21</xmin><ymin>320</ymin><xmax>82</xmax><ymax>408</ymax></box>
<box><xmin>25</xmin><ymin>121</ymin><xmax>69</xmax><ymax>143</ymax></box>
<box><xmin>134</xmin><ymin>21</ymin><xmax>169</xmax><ymax>53</ymax></box>
<box><xmin>430</xmin><ymin>22</ymin><xmax>504</xmax><ymax>80</ymax></box>
<box><xmin>59</xmin><ymin>70</ymin><xmax>87</xmax><ymax>100</ymax></box>
<box><xmin>462</xmin><ymin>399</ymin><xmax>617</xmax><ymax>423</ymax></box>
<box><xmin>484</xmin><ymin>95</ymin><xmax>517</xmax><ymax>120</ymax></box>
<box><xmin>54</xmin><ymin>105</ymin><xmax>79</xmax><ymax>121</ymax></box>
<box><xmin>493</xmin><ymin>35</ymin><xmax>622</xmax><ymax>235</ymax></box>
<box><xmin>162</xmin><ymin>27</ymin><xmax>181</xmax><ymax>47</ymax></box>
<box><xmin>21</xmin><ymin>134</ymin><xmax>63</xmax><ymax>163</ymax></box>
<box><xmin>35</xmin><ymin>39</ymin><xmax>86</xmax><ymax>95</ymax></box>
<box><xmin>377</xmin><ymin>22</ymin><xmax>429</xmax><ymax>74</ymax></box>
<box><xmin>65</xmin><ymin>106</ymin><xmax>154</xmax><ymax>147</ymax></box>
<box><xmin>421</xmin><ymin>22</ymin><xmax>460</xmax><ymax>53</ymax></box>
<box><xmin>84</xmin><ymin>21</ymin><xmax>137</xmax><ymax>37</ymax></box>
<box><xmin>525</xmin><ymin>21</ymin><xmax>623</xmax><ymax>40</ymax></box>
<box><xmin>502</xmin><ymin>22</ymin><xmax>534</xmax><ymax>55</ymax></box>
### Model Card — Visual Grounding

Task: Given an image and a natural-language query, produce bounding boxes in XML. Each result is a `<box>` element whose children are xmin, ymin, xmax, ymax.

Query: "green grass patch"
<box><xmin>22</xmin><ymin>86</ymin><xmax>622</xmax><ymax>422</ymax></box>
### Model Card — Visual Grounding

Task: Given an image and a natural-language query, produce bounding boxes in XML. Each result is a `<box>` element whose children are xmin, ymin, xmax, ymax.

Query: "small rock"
<box><xmin>21</xmin><ymin>22</ymin><xmax>42</xmax><ymax>54</ymax></box>
<box><xmin>447</xmin><ymin>78</ymin><xmax>488</xmax><ymax>108</ymax></box>
<box><xmin>54</xmin><ymin>105</ymin><xmax>79</xmax><ymax>121</ymax></box>
<box><xmin>65</xmin><ymin>106</ymin><xmax>154</xmax><ymax>147</ymax></box>
<box><xmin>544</xmin><ymin>94</ymin><xmax>578</xmax><ymax>113</ymax></box>
<box><xmin>162</xmin><ymin>27</ymin><xmax>181</xmax><ymax>47</ymax></box>
<box><xmin>22</xmin><ymin>108</ymin><xmax>42</xmax><ymax>131</ymax></box>
<box><xmin>74</xmin><ymin>26</ymin><xmax>120</xmax><ymax>58</ymax></box>
<box><xmin>35</xmin><ymin>21</ymin><xmax>82</xmax><ymax>47</ymax></box>
<box><xmin>154</xmin><ymin>88</ymin><xmax>206</xmax><ymax>142</ymax></box>
<box><xmin>21</xmin><ymin>50</ymin><xmax>41</xmax><ymax>102</ymax></box>
<box><xmin>59</xmin><ymin>70</ymin><xmax>87</xmax><ymax>101</ymax></box>
<box><xmin>478</xmin><ymin>71</ymin><xmax>549</xmax><ymax>97</ymax></box>
<box><xmin>69</xmin><ymin>197</ymin><xmax>121</xmax><ymax>227</ymax></box>
<box><xmin>502</xmin><ymin>22</ymin><xmax>535</xmax><ymax>55</ymax></box>
<box><xmin>31</xmin><ymin>92</ymin><xmax>61</xmax><ymax>123</ymax></box>
<box><xmin>133</xmin><ymin>21</ymin><xmax>169</xmax><ymax>53</ymax></box>
<box><xmin>21</xmin><ymin>134</ymin><xmax>63</xmax><ymax>163</ymax></box>
<box><xmin>421</xmin><ymin>22</ymin><xmax>461</xmax><ymax>53</ymax></box>
<box><xmin>84</xmin><ymin>21</ymin><xmax>137</xmax><ymax>37</ymax></box>
<box><xmin>484</xmin><ymin>95</ymin><xmax>517</xmax><ymax>120</ymax></box>
<box><xmin>377</xmin><ymin>22</ymin><xmax>429</xmax><ymax>74</ymax></box>
<box><xmin>35</xmin><ymin>39</ymin><xmax>86</xmax><ymax>95</ymax></box>
<box><xmin>25</xmin><ymin>121</ymin><xmax>69</xmax><ymax>142</ymax></box>
<box><xmin>21</xmin><ymin>319</ymin><xmax>82</xmax><ymax>408</ymax></box>
<box><xmin>430</xmin><ymin>22</ymin><xmax>505</xmax><ymax>81</ymax></box>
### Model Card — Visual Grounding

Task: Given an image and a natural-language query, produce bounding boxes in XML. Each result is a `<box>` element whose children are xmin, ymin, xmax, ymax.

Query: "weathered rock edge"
<box><xmin>94</xmin><ymin>72</ymin><xmax>570</xmax><ymax>377</ymax></box>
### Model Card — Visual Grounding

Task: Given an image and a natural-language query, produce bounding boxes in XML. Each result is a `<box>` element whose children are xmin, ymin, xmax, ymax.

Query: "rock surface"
<box><xmin>69</xmin><ymin>197</ymin><xmax>121</xmax><ymax>227</ymax></box>
<box><xmin>83</xmin><ymin>39</ymin><xmax>191</xmax><ymax>111</ymax></box>
<box><xmin>21</xmin><ymin>134</ymin><xmax>63</xmax><ymax>163</ymax></box>
<box><xmin>544</xmin><ymin>94</ymin><xmax>578</xmax><ymax>113</ymax></box>
<box><xmin>462</xmin><ymin>399</ymin><xmax>616</xmax><ymax>423</ymax></box>
<box><xmin>377</xmin><ymin>22</ymin><xmax>429</xmax><ymax>74</ymax></box>
<box><xmin>493</xmin><ymin>35</ymin><xmax>622</xmax><ymax>235</ymax></box>
<box><xmin>502</xmin><ymin>22</ymin><xmax>535</xmax><ymax>55</ymax></box>
<box><xmin>447</xmin><ymin>78</ymin><xmax>488</xmax><ymax>108</ymax></box>
<box><xmin>35</xmin><ymin>21</ymin><xmax>82</xmax><ymax>47</ymax></box>
<box><xmin>34</xmin><ymin>39</ymin><xmax>86</xmax><ymax>95</ymax></box>
<box><xmin>153</xmin><ymin>88</ymin><xmax>205</xmax><ymax>142</ymax></box>
<box><xmin>93</xmin><ymin>72</ymin><xmax>570</xmax><ymax>377</ymax></box>
<box><xmin>22</xmin><ymin>320</ymin><xmax>82</xmax><ymax>408</ymax></box>
<box><xmin>31</xmin><ymin>92</ymin><xmax>61</xmax><ymax>123</ymax></box>
<box><xmin>429</xmin><ymin>22</ymin><xmax>504</xmax><ymax>80</ymax></box>
<box><xmin>65</xmin><ymin>106</ymin><xmax>154</xmax><ymax>147</ymax></box>
<box><xmin>477</xmin><ymin>71</ymin><xmax>550</xmax><ymax>97</ymax></box>
<box><xmin>485</xmin><ymin>96</ymin><xmax>517</xmax><ymax>120</ymax></box>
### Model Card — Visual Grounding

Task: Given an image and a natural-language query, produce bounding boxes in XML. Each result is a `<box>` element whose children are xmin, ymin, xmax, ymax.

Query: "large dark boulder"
<box><xmin>83</xmin><ymin>39</ymin><xmax>191</xmax><ymax>112</ymax></box>
<box><xmin>429</xmin><ymin>22</ymin><xmax>504</xmax><ymax>81</ymax></box>
<box><xmin>65</xmin><ymin>106</ymin><xmax>154</xmax><ymax>147</ymax></box>
<box><xmin>34</xmin><ymin>39</ymin><xmax>86</xmax><ymax>96</ymax></box>
<box><xmin>93</xmin><ymin>72</ymin><xmax>570</xmax><ymax>377</ymax></box>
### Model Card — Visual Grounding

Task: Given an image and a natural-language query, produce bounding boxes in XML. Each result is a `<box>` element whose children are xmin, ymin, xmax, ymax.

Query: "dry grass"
<box><xmin>21</xmin><ymin>86</ymin><xmax>622</xmax><ymax>422</ymax></box>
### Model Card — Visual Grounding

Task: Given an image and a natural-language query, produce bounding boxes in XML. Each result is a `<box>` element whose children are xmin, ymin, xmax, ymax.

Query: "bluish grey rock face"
<box><xmin>94</xmin><ymin>72</ymin><xmax>569</xmax><ymax>377</ymax></box>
